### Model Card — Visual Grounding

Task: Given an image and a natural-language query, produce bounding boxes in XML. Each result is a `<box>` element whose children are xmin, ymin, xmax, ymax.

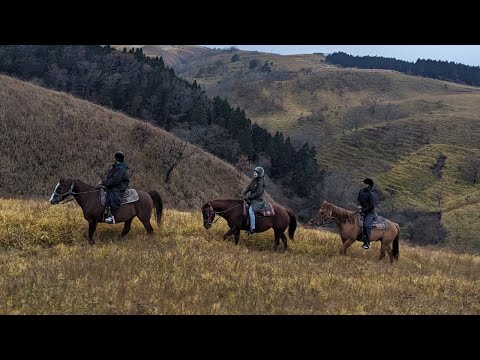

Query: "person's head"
<box><xmin>363</xmin><ymin>178</ymin><xmax>374</xmax><ymax>188</ymax></box>
<box><xmin>254</xmin><ymin>166</ymin><xmax>264</xmax><ymax>178</ymax></box>
<box><xmin>114</xmin><ymin>151</ymin><xmax>125</xmax><ymax>163</ymax></box>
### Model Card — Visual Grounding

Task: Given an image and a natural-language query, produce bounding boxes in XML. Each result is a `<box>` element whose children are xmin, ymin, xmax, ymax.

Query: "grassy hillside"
<box><xmin>0</xmin><ymin>198</ymin><xmax>479</xmax><ymax>314</ymax></box>
<box><xmin>0</xmin><ymin>74</ymin><xmax>249</xmax><ymax>209</ymax></box>
<box><xmin>169</xmin><ymin>48</ymin><xmax>480</xmax><ymax>249</ymax></box>
<box><xmin>111</xmin><ymin>45</ymin><xmax>214</xmax><ymax>67</ymax></box>
<box><xmin>172</xmin><ymin>49</ymin><xmax>479</xmax><ymax>131</ymax></box>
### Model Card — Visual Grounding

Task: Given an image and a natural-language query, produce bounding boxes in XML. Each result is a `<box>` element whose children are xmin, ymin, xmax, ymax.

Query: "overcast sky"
<box><xmin>202</xmin><ymin>45</ymin><xmax>480</xmax><ymax>67</ymax></box>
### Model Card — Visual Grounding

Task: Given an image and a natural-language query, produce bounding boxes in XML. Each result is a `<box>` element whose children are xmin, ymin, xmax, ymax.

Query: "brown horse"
<box><xmin>49</xmin><ymin>178</ymin><xmax>163</xmax><ymax>245</ymax></box>
<box><xmin>201</xmin><ymin>199</ymin><xmax>297</xmax><ymax>252</ymax></box>
<box><xmin>309</xmin><ymin>201</ymin><xmax>400</xmax><ymax>262</ymax></box>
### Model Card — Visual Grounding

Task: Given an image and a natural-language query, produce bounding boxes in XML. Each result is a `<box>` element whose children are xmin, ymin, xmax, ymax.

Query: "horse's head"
<box><xmin>308</xmin><ymin>201</ymin><xmax>333</xmax><ymax>226</ymax></box>
<box><xmin>201</xmin><ymin>202</ymin><xmax>215</xmax><ymax>229</ymax></box>
<box><xmin>49</xmin><ymin>178</ymin><xmax>74</xmax><ymax>205</ymax></box>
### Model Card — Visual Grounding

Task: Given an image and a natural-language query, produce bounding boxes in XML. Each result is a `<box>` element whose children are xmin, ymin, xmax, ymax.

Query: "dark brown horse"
<box><xmin>49</xmin><ymin>178</ymin><xmax>163</xmax><ymax>245</ymax></box>
<box><xmin>201</xmin><ymin>199</ymin><xmax>296</xmax><ymax>251</ymax></box>
<box><xmin>309</xmin><ymin>201</ymin><xmax>400</xmax><ymax>262</ymax></box>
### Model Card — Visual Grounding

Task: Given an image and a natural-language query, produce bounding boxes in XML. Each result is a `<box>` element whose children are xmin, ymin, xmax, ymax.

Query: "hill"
<box><xmin>111</xmin><ymin>45</ymin><xmax>214</xmax><ymax>67</ymax></box>
<box><xmin>169</xmin><ymin>48</ymin><xmax>480</xmax><ymax>249</ymax></box>
<box><xmin>0</xmin><ymin>74</ymin><xmax>250</xmax><ymax>209</ymax></box>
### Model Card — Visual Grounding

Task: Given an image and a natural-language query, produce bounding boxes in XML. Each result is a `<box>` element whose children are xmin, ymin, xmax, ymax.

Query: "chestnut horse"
<box><xmin>309</xmin><ymin>201</ymin><xmax>400</xmax><ymax>262</ymax></box>
<box><xmin>49</xmin><ymin>178</ymin><xmax>163</xmax><ymax>245</ymax></box>
<box><xmin>201</xmin><ymin>199</ymin><xmax>296</xmax><ymax>252</ymax></box>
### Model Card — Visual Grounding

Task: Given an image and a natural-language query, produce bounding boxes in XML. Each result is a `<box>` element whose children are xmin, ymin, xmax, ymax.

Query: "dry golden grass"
<box><xmin>0</xmin><ymin>198</ymin><xmax>479</xmax><ymax>314</ymax></box>
<box><xmin>0</xmin><ymin>74</ymin><xmax>248</xmax><ymax>210</ymax></box>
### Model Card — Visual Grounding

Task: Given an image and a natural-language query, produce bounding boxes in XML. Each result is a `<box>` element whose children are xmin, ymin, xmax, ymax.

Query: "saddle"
<box><xmin>358</xmin><ymin>213</ymin><xmax>389</xmax><ymax>229</ymax></box>
<box><xmin>242</xmin><ymin>200</ymin><xmax>276</xmax><ymax>217</ymax></box>
<box><xmin>100</xmin><ymin>187</ymin><xmax>139</xmax><ymax>206</ymax></box>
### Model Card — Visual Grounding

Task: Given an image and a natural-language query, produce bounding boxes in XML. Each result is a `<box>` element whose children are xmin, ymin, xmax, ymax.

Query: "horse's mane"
<box><xmin>328</xmin><ymin>203</ymin><xmax>356</xmax><ymax>224</ymax></box>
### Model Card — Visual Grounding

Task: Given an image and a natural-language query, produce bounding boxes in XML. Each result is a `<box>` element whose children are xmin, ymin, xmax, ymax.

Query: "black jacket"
<box><xmin>103</xmin><ymin>162</ymin><xmax>130</xmax><ymax>200</ymax></box>
<box><xmin>357</xmin><ymin>187</ymin><xmax>376</xmax><ymax>213</ymax></box>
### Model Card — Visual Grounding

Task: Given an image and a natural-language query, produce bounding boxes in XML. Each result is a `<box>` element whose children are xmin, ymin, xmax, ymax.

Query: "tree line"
<box><xmin>326</xmin><ymin>52</ymin><xmax>480</xmax><ymax>86</ymax></box>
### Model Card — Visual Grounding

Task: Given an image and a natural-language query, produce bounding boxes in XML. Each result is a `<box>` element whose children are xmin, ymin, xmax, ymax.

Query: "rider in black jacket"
<box><xmin>102</xmin><ymin>151</ymin><xmax>129</xmax><ymax>224</ymax></box>
<box><xmin>356</xmin><ymin>178</ymin><xmax>377</xmax><ymax>249</ymax></box>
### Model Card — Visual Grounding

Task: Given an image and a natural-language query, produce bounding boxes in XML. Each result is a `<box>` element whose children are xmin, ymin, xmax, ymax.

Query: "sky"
<box><xmin>202</xmin><ymin>45</ymin><xmax>480</xmax><ymax>67</ymax></box>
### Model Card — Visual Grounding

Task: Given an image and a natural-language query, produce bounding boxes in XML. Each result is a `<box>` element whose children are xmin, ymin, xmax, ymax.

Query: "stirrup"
<box><xmin>105</xmin><ymin>216</ymin><xmax>115</xmax><ymax>224</ymax></box>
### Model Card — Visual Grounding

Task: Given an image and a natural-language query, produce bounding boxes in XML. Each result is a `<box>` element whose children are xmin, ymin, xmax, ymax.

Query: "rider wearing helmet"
<box><xmin>240</xmin><ymin>166</ymin><xmax>266</xmax><ymax>234</ymax></box>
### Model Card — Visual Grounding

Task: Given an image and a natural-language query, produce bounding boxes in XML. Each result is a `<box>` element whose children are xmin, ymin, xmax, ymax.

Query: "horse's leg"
<box><xmin>121</xmin><ymin>219</ymin><xmax>133</xmax><ymax>238</ymax></box>
<box><xmin>378</xmin><ymin>240</ymin><xmax>386</xmax><ymax>261</ymax></box>
<box><xmin>223</xmin><ymin>227</ymin><xmax>236</xmax><ymax>241</ymax></box>
<box><xmin>341</xmin><ymin>238</ymin><xmax>355</xmax><ymax>255</ymax></box>
<box><xmin>385</xmin><ymin>245</ymin><xmax>394</xmax><ymax>263</ymax></box>
<box><xmin>139</xmin><ymin>214</ymin><xmax>154</xmax><ymax>235</ymax></box>
<box><xmin>88</xmin><ymin>219</ymin><xmax>97</xmax><ymax>245</ymax></box>
<box><xmin>280</xmin><ymin>233</ymin><xmax>288</xmax><ymax>252</ymax></box>
<box><xmin>273</xmin><ymin>230</ymin><xmax>281</xmax><ymax>252</ymax></box>
<box><xmin>234</xmin><ymin>228</ymin><xmax>241</xmax><ymax>245</ymax></box>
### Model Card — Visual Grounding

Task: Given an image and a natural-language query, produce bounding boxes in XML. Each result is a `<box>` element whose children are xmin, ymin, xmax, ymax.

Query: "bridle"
<box><xmin>313</xmin><ymin>204</ymin><xmax>357</xmax><ymax>226</ymax></box>
<box><xmin>50</xmin><ymin>180</ymin><xmax>100</xmax><ymax>204</ymax></box>
<box><xmin>203</xmin><ymin>202</ymin><xmax>242</xmax><ymax>226</ymax></box>
<box><xmin>50</xmin><ymin>181</ymin><xmax>75</xmax><ymax>203</ymax></box>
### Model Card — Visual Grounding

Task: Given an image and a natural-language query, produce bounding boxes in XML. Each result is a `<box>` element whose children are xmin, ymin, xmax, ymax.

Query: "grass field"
<box><xmin>1</xmin><ymin>198</ymin><xmax>479</xmax><ymax>314</ymax></box>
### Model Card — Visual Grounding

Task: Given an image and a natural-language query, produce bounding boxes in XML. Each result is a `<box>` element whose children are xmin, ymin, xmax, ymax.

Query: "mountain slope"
<box><xmin>0</xmin><ymin>74</ymin><xmax>249</xmax><ymax>209</ymax></box>
<box><xmin>169</xmin><ymin>48</ymin><xmax>480</xmax><ymax>249</ymax></box>
<box><xmin>111</xmin><ymin>45</ymin><xmax>214</xmax><ymax>67</ymax></box>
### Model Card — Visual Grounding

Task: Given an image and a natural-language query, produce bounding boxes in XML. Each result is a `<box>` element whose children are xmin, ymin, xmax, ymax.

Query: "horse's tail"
<box><xmin>392</xmin><ymin>223</ymin><xmax>400</xmax><ymax>260</ymax></box>
<box><xmin>286</xmin><ymin>208</ymin><xmax>297</xmax><ymax>241</ymax></box>
<box><xmin>148</xmin><ymin>191</ymin><xmax>163</xmax><ymax>226</ymax></box>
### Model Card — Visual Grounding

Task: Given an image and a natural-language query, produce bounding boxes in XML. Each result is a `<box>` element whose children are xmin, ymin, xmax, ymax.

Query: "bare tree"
<box><xmin>384</xmin><ymin>102</ymin><xmax>393</xmax><ymax>125</ymax></box>
<box><xmin>459</xmin><ymin>155</ymin><xmax>480</xmax><ymax>184</ymax></box>
<box><xmin>385</xmin><ymin>126</ymin><xmax>403</xmax><ymax>160</ymax></box>
<box><xmin>159</xmin><ymin>138</ymin><xmax>196</xmax><ymax>184</ymax></box>
<box><xmin>360</xmin><ymin>97</ymin><xmax>379</xmax><ymax>121</ymax></box>
<box><xmin>342</xmin><ymin>106</ymin><xmax>367</xmax><ymax>134</ymax></box>
<box><xmin>322</xmin><ymin>170</ymin><xmax>357</xmax><ymax>207</ymax></box>
<box><xmin>235</xmin><ymin>155</ymin><xmax>251</xmax><ymax>179</ymax></box>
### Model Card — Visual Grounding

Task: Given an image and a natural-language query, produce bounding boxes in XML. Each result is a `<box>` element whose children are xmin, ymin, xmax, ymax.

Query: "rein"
<box><xmin>58</xmin><ymin>189</ymin><xmax>100</xmax><ymax>204</ymax></box>
<box><xmin>53</xmin><ymin>181</ymin><xmax>100</xmax><ymax>204</ymax></box>
<box><xmin>204</xmin><ymin>202</ymin><xmax>242</xmax><ymax>225</ymax></box>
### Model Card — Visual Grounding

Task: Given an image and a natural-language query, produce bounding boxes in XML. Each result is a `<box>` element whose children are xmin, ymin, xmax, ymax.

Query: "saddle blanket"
<box><xmin>100</xmin><ymin>187</ymin><xmax>139</xmax><ymax>206</ymax></box>
<box><xmin>243</xmin><ymin>201</ymin><xmax>276</xmax><ymax>217</ymax></box>
<box><xmin>258</xmin><ymin>202</ymin><xmax>275</xmax><ymax>217</ymax></box>
<box><xmin>358</xmin><ymin>213</ymin><xmax>389</xmax><ymax>229</ymax></box>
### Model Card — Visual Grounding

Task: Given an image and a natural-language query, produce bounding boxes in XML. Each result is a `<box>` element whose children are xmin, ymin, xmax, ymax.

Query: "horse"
<box><xmin>201</xmin><ymin>199</ymin><xmax>297</xmax><ymax>252</ymax></box>
<box><xmin>49</xmin><ymin>178</ymin><xmax>163</xmax><ymax>245</ymax></box>
<box><xmin>308</xmin><ymin>201</ymin><xmax>400</xmax><ymax>263</ymax></box>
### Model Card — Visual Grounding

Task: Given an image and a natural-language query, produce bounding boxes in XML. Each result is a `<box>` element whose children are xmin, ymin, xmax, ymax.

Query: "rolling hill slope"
<box><xmin>168</xmin><ymin>47</ymin><xmax>480</xmax><ymax>249</ymax></box>
<box><xmin>0</xmin><ymin>74</ymin><xmax>249</xmax><ymax>209</ymax></box>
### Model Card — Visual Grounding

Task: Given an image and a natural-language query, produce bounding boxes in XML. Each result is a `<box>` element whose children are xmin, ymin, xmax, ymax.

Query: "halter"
<box><xmin>49</xmin><ymin>181</ymin><xmax>75</xmax><ymax>203</ymax></box>
<box><xmin>50</xmin><ymin>181</ymin><xmax>100</xmax><ymax>204</ymax></box>
<box><xmin>203</xmin><ymin>202</ymin><xmax>242</xmax><ymax>226</ymax></box>
<box><xmin>317</xmin><ymin>203</ymin><xmax>357</xmax><ymax>225</ymax></box>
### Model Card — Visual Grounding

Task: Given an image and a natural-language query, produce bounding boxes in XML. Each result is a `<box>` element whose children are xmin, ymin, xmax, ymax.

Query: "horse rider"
<box><xmin>356</xmin><ymin>178</ymin><xmax>377</xmax><ymax>249</ymax></box>
<box><xmin>101</xmin><ymin>151</ymin><xmax>130</xmax><ymax>224</ymax></box>
<box><xmin>240</xmin><ymin>166</ymin><xmax>266</xmax><ymax>234</ymax></box>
